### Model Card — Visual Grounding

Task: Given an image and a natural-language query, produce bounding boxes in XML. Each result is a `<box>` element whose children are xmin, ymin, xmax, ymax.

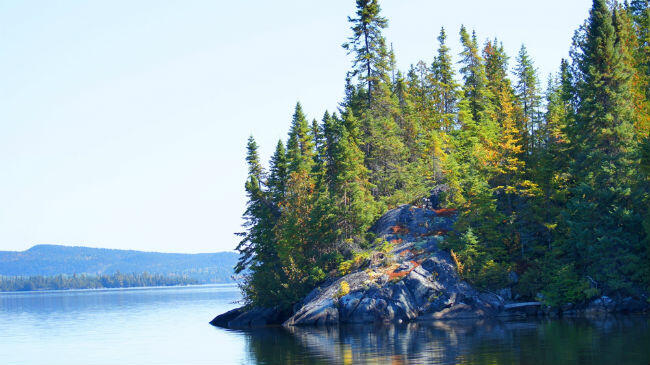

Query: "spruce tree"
<box><xmin>331</xmin><ymin>112</ymin><xmax>378</xmax><ymax>239</ymax></box>
<box><xmin>458</xmin><ymin>26</ymin><xmax>493</xmax><ymax>124</ymax></box>
<box><xmin>343</xmin><ymin>5</ymin><xmax>408</xmax><ymax>205</ymax></box>
<box><xmin>235</xmin><ymin>136</ymin><xmax>286</xmax><ymax>306</ymax></box>
<box><xmin>232</xmin><ymin>0</ymin><xmax>650</xmax><ymax>309</ymax></box>
<box><xmin>431</xmin><ymin>27</ymin><xmax>459</xmax><ymax>131</ymax></box>
<box><xmin>561</xmin><ymin>0</ymin><xmax>645</xmax><ymax>296</ymax></box>
<box><xmin>267</xmin><ymin>140</ymin><xmax>288</xmax><ymax>205</ymax></box>
<box><xmin>286</xmin><ymin>102</ymin><xmax>315</xmax><ymax>174</ymax></box>
<box><xmin>342</xmin><ymin>0</ymin><xmax>389</xmax><ymax>104</ymax></box>
<box><xmin>514</xmin><ymin>45</ymin><xmax>542</xmax><ymax>153</ymax></box>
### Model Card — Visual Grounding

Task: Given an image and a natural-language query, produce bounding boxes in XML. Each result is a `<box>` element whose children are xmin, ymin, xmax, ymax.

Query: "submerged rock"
<box><xmin>210</xmin><ymin>306</ymin><xmax>290</xmax><ymax>329</ymax></box>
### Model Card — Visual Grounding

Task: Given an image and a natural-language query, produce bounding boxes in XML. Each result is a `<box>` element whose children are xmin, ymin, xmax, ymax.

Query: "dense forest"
<box><xmin>0</xmin><ymin>272</ymin><xmax>198</xmax><ymax>292</ymax></box>
<box><xmin>235</xmin><ymin>0</ymin><xmax>650</xmax><ymax>310</ymax></box>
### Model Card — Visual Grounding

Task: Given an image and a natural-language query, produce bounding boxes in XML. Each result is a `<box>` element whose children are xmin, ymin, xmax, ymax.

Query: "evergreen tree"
<box><xmin>458</xmin><ymin>26</ymin><xmax>493</xmax><ymax>124</ymax></box>
<box><xmin>444</xmin><ymin>93</ymin><xmax>507</xmax><ymax>288</ymax></box>
<box><xmin>624</xmin><ymin>1</ymin><xmax>650</xmax><ymax>136</ymax></box>
<box><xmin>233</xmin><ymin>0</ymin><xmax>650</xmax><ymax>310</ymax></box>
<box><xmin>268</xmin><ymin>140</ymin><xmax>288</xmax><ymax>205</ymax></box>
<box><xmin>431</xmin><ymin>27</ymin><xmax>459</xmax><ymax>131</ymax></box>
<box><xmin>484</xmin><ymin>39</ymin><xmax>540</xmax><ymax>261</ymax></box>
<box><xmin>287</xmin><ymin>102</ymin><xmax>315</xmax><ymax>174</ymax></box>
<box><xmin>342</xmin><ymin>0</ymin><xmax>389</xmax><ymax>104</ymax></box>
<box><xmin>560</xmin><ymin>0</ymin><xmax>645</xmax><ymax>296</ymax></box>
<box><xmin>331</xmin><ymin>112</ymin><xmax>378</xmax><ymax>239</ymax></box>
<box><xmin>235</xmin><ymin>136</ymin><xmax>286</xmax><ymax>306</ymax></box>
<box><xmin>514</xmin><ymin>45</ymin><xmax>543</xmax><ymax>153</ymax></box>
<box><xmin>395</xmin><ymin>70</ymin><xmax>420</xmax><ymax>157</ymax></box>
<box><xmin>236</xmin><ymin>136</ymin><xmax>266</xmax><ymax>273</ymax></box>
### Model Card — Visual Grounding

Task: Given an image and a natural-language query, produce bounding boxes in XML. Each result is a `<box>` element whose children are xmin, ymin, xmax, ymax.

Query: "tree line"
<box><xmin>0</xmin><ymin>272</ymin><xmax>198</xmax><ymax>291</ymax></box>
<box><xmin>235</xmin><ymin>0</ymin><xmax>650</xmax><ymax>309</ymax></box>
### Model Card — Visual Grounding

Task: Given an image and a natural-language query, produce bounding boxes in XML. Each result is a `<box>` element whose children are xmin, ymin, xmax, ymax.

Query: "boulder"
<box><xmin>369</xmin><ymin>204</ymin><xmax>455</xmax><ymax>241</ymax></box>
<box><xmin>283</xmin><ymin>248</ymin><xmax>504</xmax><ymax>326</ymax></box>
<box><xmin>209</xmin><ymin>307</ymin><xmax>244</xmax><ymax>328</ymax></box>
<box><xmin>586</xmin><ymin>296</ymin><xmax>616</xmax><ymax>314</ymax></box>
<box><xmin>211</xmin><ymin>306</ymin><xmax>290</xmax><ymax>329</ymax></box>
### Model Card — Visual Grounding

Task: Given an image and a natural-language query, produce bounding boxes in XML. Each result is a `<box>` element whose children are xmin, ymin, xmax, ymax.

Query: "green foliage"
<box><xmin>445</xmin><ymin>228</ymin><xmax>508</xmax><ymax>289</ymax></box>
<box><xmin>338</xmin><ymin>251</ymin><xmax>372</xmax><ymax>275</ymax></box>
<box><xmin>342</xmin><ymin>0</ymin><xmax>389</xmax><ymax>104</ymax></box>
<box><xmin>235</xmin><ymin>0</ymin><xmax>650</xmax><ymax>310</ymax></box>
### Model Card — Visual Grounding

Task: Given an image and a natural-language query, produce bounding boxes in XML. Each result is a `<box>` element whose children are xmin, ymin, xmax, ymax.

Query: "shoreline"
<box><xmin>0</xmin><ymin>282</ymin><xmax>239</xmax><ymax>294</ymax></box>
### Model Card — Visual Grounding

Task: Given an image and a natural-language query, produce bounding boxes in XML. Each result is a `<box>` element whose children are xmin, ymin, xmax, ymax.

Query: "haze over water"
<box><xmin>1</xmin><ymin>285</ymin><xmax>649</xmax><ymax>365</ymax></box>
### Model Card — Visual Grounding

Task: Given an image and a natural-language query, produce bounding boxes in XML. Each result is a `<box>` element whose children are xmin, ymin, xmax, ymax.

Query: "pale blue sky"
<box><xmin>0</xmin><ymin>0</ymin><xmax>592</xmax><ymax>253</ymax></box>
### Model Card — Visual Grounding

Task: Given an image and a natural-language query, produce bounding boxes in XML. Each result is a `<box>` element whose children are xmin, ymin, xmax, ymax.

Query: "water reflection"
<box><xmin>1</xmin><ymin>286</ymin><xmax>648</xmax><ymax>365</ymax></box>
<box><xmin>243</xmin><ymin>316</ymin><xmax>650</xmax><ymax>365</ymax></box>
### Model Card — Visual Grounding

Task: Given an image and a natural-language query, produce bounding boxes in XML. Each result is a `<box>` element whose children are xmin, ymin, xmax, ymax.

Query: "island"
<box><xmin>213</xmin><ymin>0</ymin><xmax>650</xmax><ymax>328</ymax></box>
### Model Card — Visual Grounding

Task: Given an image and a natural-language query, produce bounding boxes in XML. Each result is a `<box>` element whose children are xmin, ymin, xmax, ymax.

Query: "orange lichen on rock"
<box><xmin>390</xmin><ymin>225</ymin><xmax>409</xmax><ymax>234</ymax></box>
<box><xmin>420</xmin><ymin>229</ymin><xmax>449</xmax><ymax>237</ymax></box>
<box><xmin>434</xmin><ymin>208</ymin><xmax>457</xmax><ymax>217</ymax></box>
<box><xmin>385</xmin><ymin>261</ymin><xmax>421</xmax><ymax>280</ymax></box>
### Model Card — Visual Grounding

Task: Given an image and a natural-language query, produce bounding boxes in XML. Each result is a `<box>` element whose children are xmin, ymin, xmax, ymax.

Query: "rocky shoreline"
<box><xmin>212</xmin><ymin>204</ymin><xmax>649</xmax><ymax>329</ymax></box>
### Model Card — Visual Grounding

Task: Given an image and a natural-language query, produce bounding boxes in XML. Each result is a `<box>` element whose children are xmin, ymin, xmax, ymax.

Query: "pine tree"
<box><xmin>431</xmin><ymin>27</ymin><xmax>459</xmax><ymax>131</ymax></box>
<box><xmin>331</xmin><ymin>112</ymin><xmax>378</xmax><ymax>239</ymax></box>
<box><xmin>236</xmin><ymin>136</ymin><xmax>266</xmax><ymax>273</ymax></box>
<box><xmin>286</xmin><ymin>102</ymin><xmax>315</xmax><ymax>174</ymax></box>
<box><xmin>342</xmin><ymin>0</ymin><xmax>389</xmax><ymax>105</ymax></box>
<box><xmin>514</xmin><ymin>45</ymin><xmax>543</xmax><ymax>153</ymax></box>
<box><xmin>529</xmin><ymin>65</ymin><xmax>573</xmax><ymax>253</ymax></box>
<box><xmin>267</xmin><ymin>140</ymin><xmax>288</xmax><ymax>205</ymax></box>
<box><xmin>630</xmin><ymin>0</ymin><xmax>649</xmax><ymax>102</ymax></box>
<box><xmin>275</xmin><ymin>167</ymin><xmax>318</xmax><ymax>305</ymax></box>
<box><xmin>395</xmin><ymin>70</ymin><xmax>420</xmax><ymax>157</ymax></box>
<box><xmin>624</xmin><ymin>1</ymin><xmax>650</xmax><ymax>136</ymax></box>
<box><xmin>235</xmin><ymin>136</ymin><xmax>286</xmax><ymax>306</ymax></box>
<box><xmin>458</xmin><ymin>26</ymin><xmax>493</xmax><ymax>125</ymax></box>
<box><xmin>484</xmin><ymin>39</ymin><xmax>540</xmax><ymax>259</ymax></box>
<box><xmin>233</xmin><ymin>0</ymin><xmax>650</xmax><ymax>310</ymax></box>
<box><xmin>444</xmin><ymin>93</ymin><xmax>507</xmax><ymax>288</ymax></box>
<box><xmin>560</xmin><ymin>0</ymin><xmax>645</xmax><ymax>296</ymax></box>
<box><xmin>406</xmin><ymin>61</ymin><xmax>434</xmax><ymax>129</ymax></box>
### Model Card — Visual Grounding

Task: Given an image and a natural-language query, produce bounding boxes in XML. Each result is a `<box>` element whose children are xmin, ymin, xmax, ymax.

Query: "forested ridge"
<box><xmin>0</xmin><ymin>244</ymin><xmax>238</xmax><ymax>285</ymax></box>
<box><xmin>0</xmin><ymin>272</ymin><xmax>198</xmax><ymax>292</ymax></box>
<box><xmin>235</xmin><ymin>0</ymin><xmax>650</xmax><ymax>310</ymax></box>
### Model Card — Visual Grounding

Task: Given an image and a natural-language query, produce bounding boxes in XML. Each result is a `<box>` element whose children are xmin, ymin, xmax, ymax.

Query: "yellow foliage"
<box><xmin>338</xmin><ymin>260</ymin><xmax>353</xmax><ymax>275</ymax></box>
<box><xmin>337</xmin><ymin>281</ymin><xmax>350</xmax><ymax>298</ymax></box>
<box><xmin>450</xmin><ymin>249</ymin><xmax>463</xmax><ymax>274</ymax></box>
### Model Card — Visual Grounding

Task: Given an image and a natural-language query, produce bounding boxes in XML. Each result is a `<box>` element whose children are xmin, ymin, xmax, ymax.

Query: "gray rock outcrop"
<box><xmin>211</xmin><ymin>201</ymin><xmax>649</xmax><ymax>329</ymax></box>
<box><xmin>284</xmin><ymin>204</ymin><xmax>503</xmax><ymax>326</ymax></box>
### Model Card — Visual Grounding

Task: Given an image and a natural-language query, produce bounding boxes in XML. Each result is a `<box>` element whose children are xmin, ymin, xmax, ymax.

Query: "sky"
<box><xmin>0</xmin><ymin>0</ymin><xmax>592</xmax><ymax>253</ymax></box>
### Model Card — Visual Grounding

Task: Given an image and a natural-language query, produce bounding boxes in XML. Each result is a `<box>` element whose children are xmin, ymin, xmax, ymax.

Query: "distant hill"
<box><xmin>0</xmin><ymin>245</ymin><xmax>239</xmax><ymax>283</ymax></box>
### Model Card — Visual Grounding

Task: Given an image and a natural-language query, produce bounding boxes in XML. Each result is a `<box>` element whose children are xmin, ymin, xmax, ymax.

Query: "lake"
<box><xmin>1</xmin><ymin>285</ymin><xmax>649</xmax><ymax>365</ymax></box>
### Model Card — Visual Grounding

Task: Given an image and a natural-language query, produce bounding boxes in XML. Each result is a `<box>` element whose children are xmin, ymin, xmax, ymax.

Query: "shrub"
<box><xmin>336</xmin><ymin>281</ymin><xmax>350</xmax><ymax>298</ymax></box>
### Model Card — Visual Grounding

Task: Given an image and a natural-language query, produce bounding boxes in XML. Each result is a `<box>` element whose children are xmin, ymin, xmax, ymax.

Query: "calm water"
<box><xmin>1</xmin><ymin>285</ymin><xmax>649</xmax><ymax>365</ymax></box>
